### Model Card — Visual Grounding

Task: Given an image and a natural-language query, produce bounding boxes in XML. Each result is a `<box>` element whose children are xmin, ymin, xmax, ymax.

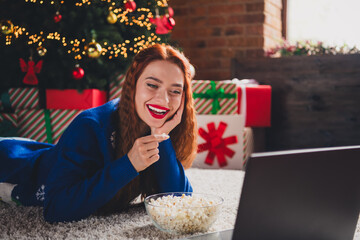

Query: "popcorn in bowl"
<box><xmin>144</xmin><ymin>192</ymin><xmax>223</xmax><ymax>234</ymax></box>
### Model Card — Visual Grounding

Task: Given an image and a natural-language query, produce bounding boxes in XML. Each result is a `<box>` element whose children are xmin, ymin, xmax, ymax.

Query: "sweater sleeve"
<box><xmin>43</xmin><ymin>116</ymin><xmax>138</xmax><ymax>223</ymax></box>
<box><xmin>151</xmin><ymin>138</ymin><xmax>193</xmax><ymax>193</ymax></box>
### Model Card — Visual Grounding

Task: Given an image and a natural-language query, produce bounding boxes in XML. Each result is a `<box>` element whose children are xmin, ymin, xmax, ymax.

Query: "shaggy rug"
<box><xmin>0</xmin><ymin>168</ymin><xmax>359</xmax><ymax>240</ymax></box>
<box><xmin>0</xmin><ymin>168</ymin><xmax>243</xmax><ymax>240</ymax></box>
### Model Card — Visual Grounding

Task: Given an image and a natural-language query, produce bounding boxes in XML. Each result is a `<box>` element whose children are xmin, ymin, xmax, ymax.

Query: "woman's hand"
<box><xmin>128</xmin><ymin>134</ymin><xmax>169</xmax><ymax>172</ymax></box>
<box><xmin>151</xmin><ymin>94</ymin><xmax>185</xmax><ymax>136</ymax></box>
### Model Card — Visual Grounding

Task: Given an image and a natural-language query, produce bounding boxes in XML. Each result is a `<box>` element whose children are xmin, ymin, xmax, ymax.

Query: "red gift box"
<box><xmin>237</xmin><ymin>85</ymin><xmax>271</xmax><ymax>127</ymax></box>
<box><xmin>46</xmin><ymin>89</ymin><xmax>107</xmax><ymax>109</ymax></box>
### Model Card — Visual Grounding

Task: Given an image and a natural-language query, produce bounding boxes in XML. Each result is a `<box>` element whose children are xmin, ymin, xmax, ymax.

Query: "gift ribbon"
<box><xmin>193</xmin><ymin>81</ymin><xmax>236</xmax><ymax>114</ymax></box>
<box><xmin>43</xmin><ymin>109</ymin><xmax>53</xmax><ymax>144</ymax></box>
<box><xmin>197</xmin><ymin>121</ymin><xmax>238</xmax><ymax>167</ymax></box>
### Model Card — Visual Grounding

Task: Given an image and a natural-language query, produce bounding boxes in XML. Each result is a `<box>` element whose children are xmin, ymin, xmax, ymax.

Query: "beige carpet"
<box><xmin>0</xmin><ymin>168</ymin><xmax>359</xmax><ymax>240</ymax></box>
<box><xmin>0</xmin><ymin>168</ymin><xmax>243</xmax><ymax>240</ymax></box>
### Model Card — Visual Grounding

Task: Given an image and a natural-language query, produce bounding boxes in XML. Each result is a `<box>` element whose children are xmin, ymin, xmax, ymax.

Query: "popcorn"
<box><xmin>145</xmin><ymin>193</ymin><xmax>223</xmax><ymax>234</ymax></box>
<box><xmin>153</xmin><ymin>133</ymin><xmax>169</xmax><ymax>139</ymax></box>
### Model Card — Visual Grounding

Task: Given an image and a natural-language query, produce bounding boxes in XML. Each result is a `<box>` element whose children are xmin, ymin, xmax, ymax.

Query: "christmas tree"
<box><xmin>0</xmin><ymin>0</ymin><xmax>175</xmax><ymax>91</ymax></box>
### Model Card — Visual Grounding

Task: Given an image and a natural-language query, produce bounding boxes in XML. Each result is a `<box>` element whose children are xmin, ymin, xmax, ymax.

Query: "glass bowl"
<box><xmin>144</xmin><ymin>192</ymin><xmax>223</xmax><ymax>234</ymax></box>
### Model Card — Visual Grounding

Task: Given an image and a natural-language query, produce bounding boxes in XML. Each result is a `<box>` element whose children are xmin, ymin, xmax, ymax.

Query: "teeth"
<box><xmin>148</xmin><ymin>105</ymin><xmax>167</xmax><ymax>114</ymax></box>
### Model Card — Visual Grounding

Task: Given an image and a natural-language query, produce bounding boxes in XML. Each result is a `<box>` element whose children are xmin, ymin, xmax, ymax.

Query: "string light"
<box><xmin>1</xmin><ymin>0</ymin><xmax>169</xmax><ymax>60</ymax></box>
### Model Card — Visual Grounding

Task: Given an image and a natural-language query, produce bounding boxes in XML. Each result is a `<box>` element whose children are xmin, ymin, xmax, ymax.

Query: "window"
<box><xmin>286</xmin><ymin>0</ymin><xmax>360</xmax><ymax>47</ymax></box>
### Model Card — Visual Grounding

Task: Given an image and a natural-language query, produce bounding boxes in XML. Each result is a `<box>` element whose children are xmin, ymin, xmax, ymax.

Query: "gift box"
<box><xmin>192</xmin><ymin>80</ymin><xmax>238</xmax><ymax>115</ymax></box>
<box><xmin>192</xmin><ymin>79</ymin><xmax>272</xmax><ymax>127</ymax></box>
<box><xmin>0</xmin><ymin>88</ymin><xmax>40</xmax><ymax>110</ymax></box>
<box><xmin>0</xmin><ymin>113</ymin><xmax>18</xmax><ymax>137</ymax></box>
<box><xmin>192</xmin><ymin>85</ymin><xmax>251</xmax><ymax>170</ymax></box>
<box><xmin>109</xmin><ymin>74</ymin><xmax>125</xmax><ymax>101</ymax></box>
<box><xmin>0</xmin><ymin>113</ymin><xmax>17</xmax><ymax>127</ymax></box>
<box><xmin>46</xmin><ymin>89</ymin><xmax>107</xmax><ymax>109</ymax></box>
<box><xmin>233</xmin><ymin>79</ymin><xmax>272</xmax><ymax>127</ymax></box>
<box><xmin>16</xmin><ymin>109</ymin><xmax>82</xmax><ymax>144</ymax></box>
<box><xmin>192</xmin><ymin>115</ymin><xmax>254</xmax><ymax>170</ymax></box>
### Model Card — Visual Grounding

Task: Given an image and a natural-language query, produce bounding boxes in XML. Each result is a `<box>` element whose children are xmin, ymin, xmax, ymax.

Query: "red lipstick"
<box><xmin>147</xmin><ymin>104</ymin><xmax>170</xmax><ymax>119</ymax></box>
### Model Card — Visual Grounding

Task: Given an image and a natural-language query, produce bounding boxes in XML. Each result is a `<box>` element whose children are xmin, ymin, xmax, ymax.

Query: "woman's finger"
<box><xmin>139</xmin><ymin>135</ymin><xmax>158</xmax><ymax>143</ymax></box>
<box><xmin>140</xmin><ymin>134</ymin><xmax>169</xmax><ymax>143</ymax></box>
<box><xmin>147</xmin><ymin>153</ymin><xmax>160</xmax><ymax>165</ymax></box>
<box><xmin>145</xmin><ymin>148</ymin><xmax>159</xmax><ymax>158</ymax></box>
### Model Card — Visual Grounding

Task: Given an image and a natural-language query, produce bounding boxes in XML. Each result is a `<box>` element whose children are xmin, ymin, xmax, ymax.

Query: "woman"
<box><xmin>0</xmin><ymin>44</ymin><xmax>197</xmax><ymax>223</ymax></box>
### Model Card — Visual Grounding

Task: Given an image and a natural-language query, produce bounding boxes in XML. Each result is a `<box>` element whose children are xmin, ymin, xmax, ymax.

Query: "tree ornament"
<box><xmin>37</xmin><ymin>46</ymin><xmax>47</xmax><ymax>57</ymax></box>
<box><xmin>54</xmin><ymin>11</ymin><xmax>62</xmax><ymax>23</ymax></box>
<box><xmin>72</xmin><ymin>64</ymin><xmax>85</xmax><ymax>80</ymax></box>
<box><xmin>19</xmin><ymin>57</ymin><xmax>43</xmax><ymax>85</ymax></box>
<box><xmin>168</xmin><ymin>17</ymin><xmax>175</xmax><ymax>28</ymax></box>
<box><xmin>149</xmin><ymin>8</ymin><xmax>169</xmax><ymax>35</ymax></box>
<box><xmin>84</xmin><ymin>40</ymin><xmax>102</xmax><ymax>58</ymax></box>
<box><xmin>125</xmin><ymin>0</ymin><xmax>136</xmax><ymax>12</ymax></box>
<box><xmin>168</xmin><ymin>6</ymin><xmax>174</xmax><ymax>18</ymax></box>
<box><xmin>163</xmin><ymin>14</ymin><xmax>175</xmax><ymax>30</ymax></box>
<box><xmin>107</xmin><ymin>10</ymin><xmax>118</xmax><ymax>24</ymax></box>
<box><xmin>0</xmin><ymin>20</ymin><xmax>14</xmax><ymax>35</ymax></box>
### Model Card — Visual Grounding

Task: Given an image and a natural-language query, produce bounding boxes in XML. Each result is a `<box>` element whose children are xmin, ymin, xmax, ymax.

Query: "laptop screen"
<box><xmin>233</xmin><ymin>146</ymin><xmax>360</xmax><ymax>240</ymax></box>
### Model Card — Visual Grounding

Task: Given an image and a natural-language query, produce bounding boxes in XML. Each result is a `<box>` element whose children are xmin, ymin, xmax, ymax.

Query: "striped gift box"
<box><xmin>49</xmin><ymin>109</ymin><xmax>83</xmax><ymax>144</ymax></box>
<box><xmin>16</xmin><ymin>109</ymin><xmax>82</xmax><ymax>144</ymax></box>
<box><xmin>16</xmin><ymin>109</ymin><xmax>48</xmax><ymax>143</ymax></box>
<box><xmin>242</xmin><ymin>127</ymin><xmax>254</xmax><ymax>167</ymax></box>
<box><xmin>0</xmin><ymin>113</ymin><xmax>18</xmax><ymax>128</ymax></box>
<box><xmin>109</xmin><ymin>74</ymin><xmax>125</xmax><ymax>101</ymax></box>
<box><xmin>192</xmin><ymin>80</ymin><xmax>238</xmax><ymax>115</ymax></box>
<box><xmin>0</xmin><ymin>113</ymin><xmax>18</xmax><ymax>137</ymax></box>
<box><xmin>8</xmin><ymin>88</ymin><xmax>39</xmax><ymax>109</ymax></box>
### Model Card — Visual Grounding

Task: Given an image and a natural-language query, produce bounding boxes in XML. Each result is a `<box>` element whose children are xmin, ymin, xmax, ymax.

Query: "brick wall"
<box><xmin>170</xmin><ymin>0</ymin><xmax>283</xmax><ymax>80</ymax></box>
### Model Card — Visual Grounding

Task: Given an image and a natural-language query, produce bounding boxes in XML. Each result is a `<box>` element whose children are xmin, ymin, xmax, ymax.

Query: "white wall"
<box><xmin>287</xmin><ymin>0</ymin><xmax>360</xmax><ymax>47</ymax></box>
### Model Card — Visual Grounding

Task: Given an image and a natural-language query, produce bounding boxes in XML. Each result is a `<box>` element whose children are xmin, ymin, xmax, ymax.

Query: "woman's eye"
<box><xmin>171</xmin><ymin>90</ymin><xmax>182</xmax><ymax>95</ymax></box>
<box><xmin>147</xmin><ymin>83</ymin><xmax>158</xmax><ymax>89</ymax></box>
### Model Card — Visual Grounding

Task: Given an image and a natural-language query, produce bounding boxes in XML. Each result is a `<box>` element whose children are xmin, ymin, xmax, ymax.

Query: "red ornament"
<box><xmin>19</xmin><ymin>58</ymin><xmax>43</xmax><ymax>85</ymax></box>
<box><xmin>168</xmin><ymin>6</ymin><xmax>174</xmax><ymax>17</ymax></box>
<box><xmin>149</xmin><ymin>8</ymin><xmax>169</xmax><ymax>34</ymax></box>
<box><xmin>72</xmin><ymin>65</ymin><xmax>85</xmax><ymax>80</ymax></box>
<box><xmin>125</xmin><ymin>0</ymin><xmax>136</xmax><ymax>12</ymax></box>
<box><xmin>163</xmin><ymin>15</ymin><xmax>175</xmax><ymax>30</ymax></box>
<box><xmin>197</xmin><ymin>121</ymin><xmax>238</xmax><ymax>167</ymax></box>
<box><xmin>54</xmin><ymin>12</ymin><xmax>62</xmax><ymax>23</ymax></box>
<box><xmin>151</xmin><ymin>16</ymin><xmax>169</xmax><ymax>34</ymax></box>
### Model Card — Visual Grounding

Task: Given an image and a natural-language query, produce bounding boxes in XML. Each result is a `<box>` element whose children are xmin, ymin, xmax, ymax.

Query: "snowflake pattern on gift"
<box><xmin>35</xmin><ymin>185</ymin><xmax>45</xmax><ymax>202</ymax></box>
<box><xmin>110</xmin><ymin>131</ymin><xmax>116</xmax><ymax>149</ymax></box>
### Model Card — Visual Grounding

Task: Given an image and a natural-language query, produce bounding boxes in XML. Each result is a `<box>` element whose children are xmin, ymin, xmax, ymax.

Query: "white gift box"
<box><xmin>192</xmin><ymin>85</ymin><xmax>253</xmax><ymax>170</ymax></box>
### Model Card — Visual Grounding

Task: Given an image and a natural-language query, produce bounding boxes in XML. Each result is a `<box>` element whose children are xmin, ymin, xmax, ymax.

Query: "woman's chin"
<box><xmin>145</xmin><ymin>120</ymin><xmax>165</xmax><ymax>130</ymax></box>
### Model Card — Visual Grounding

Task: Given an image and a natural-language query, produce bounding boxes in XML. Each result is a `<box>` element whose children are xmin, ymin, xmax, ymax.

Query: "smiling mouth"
<box><xmin>147</xmin><ymin>104</ymin><xmax>170</xmax><ymax>119</ymax></box>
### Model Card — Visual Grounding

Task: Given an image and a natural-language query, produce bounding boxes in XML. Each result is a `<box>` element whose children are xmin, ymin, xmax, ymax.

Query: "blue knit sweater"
<box><xmin>0</xmin><ymin>99</ymin><xmax>192</xmax><ymax>223</ymax></box>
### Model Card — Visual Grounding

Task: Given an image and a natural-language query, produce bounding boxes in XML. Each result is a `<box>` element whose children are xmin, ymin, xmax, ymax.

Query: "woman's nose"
<box><xmin>155</xmin><ymin>89</ymin><xmax>169</xmax><ymax>105</ymax></box>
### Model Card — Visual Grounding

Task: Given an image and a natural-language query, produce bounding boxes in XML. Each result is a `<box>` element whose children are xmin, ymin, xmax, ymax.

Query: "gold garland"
<box><xmin>1</xmin><ymin>0</ymin><xmax>169</xmax><ymax>59</ymax></box>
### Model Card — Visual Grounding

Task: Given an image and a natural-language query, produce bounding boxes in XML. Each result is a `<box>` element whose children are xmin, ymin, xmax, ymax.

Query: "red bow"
<box><xmin>197</xmin><ymin>121</ymin><xmax>238</xmax><ymax>167</ymax></box>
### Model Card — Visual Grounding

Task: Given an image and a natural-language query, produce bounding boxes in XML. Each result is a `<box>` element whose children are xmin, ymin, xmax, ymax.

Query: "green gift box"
<box><xmin>192</xmin><ymin>80</ymin><xmax>237</xmax><ymax>114</ymax></box>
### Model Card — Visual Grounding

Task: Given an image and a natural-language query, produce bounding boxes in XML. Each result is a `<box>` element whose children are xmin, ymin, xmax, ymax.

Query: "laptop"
<box><xmin>184</xmin><ymin>145</ymin><xmax>360</xmax><ymax>240</ymax></box>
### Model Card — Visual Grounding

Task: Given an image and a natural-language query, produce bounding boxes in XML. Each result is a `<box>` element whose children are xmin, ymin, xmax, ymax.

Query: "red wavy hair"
<box><xmin>97</xmin><ymin>44</ymin><xmax>197</xmax><ymax>215</ymax></box>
